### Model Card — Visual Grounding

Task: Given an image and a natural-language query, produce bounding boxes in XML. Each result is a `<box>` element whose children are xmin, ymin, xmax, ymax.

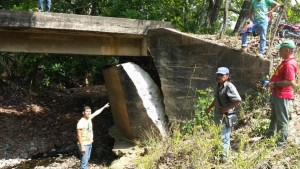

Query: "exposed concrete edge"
<box><xmin>120</xmin><ymin>62</ymin><xmax>169</xmax><ymax>137</ymax></box>
<box><xmin>0</xmin><ymin>10</ymin><xmax>173</xmax><ymax>35</ymax></box>
<box><xmin>148</xmin><ymin>27</ymin><xmax>272</xmax><ymax>71</ymax></box>
<box><xmin>149</xmin><ymin>28</ymin><xmax>269</xmax><ymax>56</ymax></box>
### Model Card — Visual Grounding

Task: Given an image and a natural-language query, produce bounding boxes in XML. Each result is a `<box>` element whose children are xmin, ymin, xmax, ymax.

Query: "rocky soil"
<box><xmin>0</xmin><ymin>84</ymin><xmax>117</xmax><ymax>169</ymax></box>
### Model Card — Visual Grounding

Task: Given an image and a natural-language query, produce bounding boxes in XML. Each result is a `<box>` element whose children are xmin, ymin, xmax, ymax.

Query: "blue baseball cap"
<box><xmin>216</xmin><ymin>67</ymin><xmax>229</xmax><ymax>75</ymax></box>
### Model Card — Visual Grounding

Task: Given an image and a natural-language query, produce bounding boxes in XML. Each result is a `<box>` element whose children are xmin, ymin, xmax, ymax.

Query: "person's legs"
<box><xmin>241</xmin><ymin>33</ymin><xmax>248</xmax><ymax>47</ymax></box>
<box><xmin>38</xmin><ymin>0</ymin><xmax>44</xmax><ymax>11</ymax></box>
<box><xmin>45</xmin><ymin>0</ymin><xmax>51</xmax><ymax>12</ymax></box>
<box><xmin>79</xmin><ymin>144</ymin><xmax>93</xmax><ymax>169</ymax></box>
<box><xmin>267</xmin><ymin>95</ymin><xmax>277</xmax><ymax>138</ymax></box>
<box><xmin>86</xmin><ymin>144</ymin><xmax>92</xmax><ymax>163</ymax></box>
<box><xmin>273</xmin><ymin>97</ymin><xmax>289</xmax><ymax>146</ymax></box>
<box><xmin>258</xmin><ymin>22</ymin><xmax>268</xmax><ymax>54</ymax></box>
<box><xmin>221</xmin><ymin>125</ymin><xmax>231</xmax><ymax>157</ymax></box>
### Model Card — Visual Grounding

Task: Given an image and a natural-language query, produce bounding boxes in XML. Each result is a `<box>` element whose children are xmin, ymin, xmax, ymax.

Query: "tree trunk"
<box><xmin>199</xmin><ymin>0</ymin><xmax>207</xmax><ymax>26</ymax></box>
<box><xmin>220</xmin><ymin>0</ymin><xmax>231</xmax><ymax>38</ymax></box>
<box><xmin>232</xmin><ymin>0</ymin><xmax>251</xmax><ymax>35</ymax></box>
<box><xmin>210</xmin><ymin>0</ymin><xmax>223</xmax><ymax>26</ymax></box>
<box><xmin>205</xmin><ymin>0</ymin><xmax>214</xmax><ymax>26</ymax></box>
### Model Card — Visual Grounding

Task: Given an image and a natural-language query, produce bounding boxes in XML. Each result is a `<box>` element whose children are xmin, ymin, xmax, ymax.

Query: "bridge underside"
<box><xmin>0</xmin><ymin>28</ymin><xmax>147</xmax><ymax>56</ymax></box>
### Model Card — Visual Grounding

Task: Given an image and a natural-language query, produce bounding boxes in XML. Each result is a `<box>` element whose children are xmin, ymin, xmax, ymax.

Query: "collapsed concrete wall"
<box><xmin>103</xmin><ymin>28</ymin><xmax>271</xmax><ymax>140</ymax></box>
<box><xmin>103</xmin><ymin>62</ymin><xmax>169</xmax><ymax>140</ymax></box>
<box><xmin>147</xmin><ymin>28</ymin><xmax>271</xmax><ymax>121</ymax></box>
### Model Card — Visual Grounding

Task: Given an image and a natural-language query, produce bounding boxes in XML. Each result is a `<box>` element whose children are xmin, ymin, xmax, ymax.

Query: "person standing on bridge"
<box><xmin>205</xmin><ymin>67</ymin><xmax>242</xmax><ymax>163</ymax></box>
<box><xmin>241</xmin><ymin>0</ymin><xmax>281</xmax><ymax>57</ymax></box>
<box><xmin>77</xmin><ymin>103</ymin><xmax>110</xmax><ymax>169</ymax></box>
<box><xmin>38</xmin><ymin>0</ymin><xmax>51</xmax><ymax>12</ymax></box>
<box><xmin>266</xmin><ymin>40</ymin><xmax>298</xmax><ymax>146</ymax></box>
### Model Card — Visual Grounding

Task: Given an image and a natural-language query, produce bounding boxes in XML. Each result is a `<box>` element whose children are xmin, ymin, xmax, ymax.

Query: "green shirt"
<box><xmin>251</xmin><ymin>0</ymin><xmax>274</xmax><ymax>22</ymax></box>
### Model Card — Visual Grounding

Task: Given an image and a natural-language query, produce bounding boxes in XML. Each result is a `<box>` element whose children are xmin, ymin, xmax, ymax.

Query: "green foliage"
<box><xmin>286</xmin><ymin>4</ymin><xmax>300</xmax><ymax>23</ymax></box>
<box><xmin>239</xmin><ymin>87</ymin><xmax>272</xmax><ymax>137</ymax></box>
<box><xmin>249</xmin><ymin>117</ymin><xmax>270</xmax><ymax>137</ymax></box>
<box><xmin>239</xmin><ymin>87</ymin><xmax>270</xmax><ymax>119</ymax></box>
<box><xmin>100</xmin><ymin>0</ymin><xmax>164</xmax><ymax>20</ymax></box>
<box><xmin>11</xmin><ymin>53</ymin><xmax>117</xmax><ymax>88</ymax></box>
<box><xmin>0</xmin><ymin>0</ymin><xmax>36</xmax><ymax>11</ymax></box>
<box><xmin>2</xmin><ymin>0</ymin><xmax>300</xmax><ymax>35</ymax></box>
<box><xmin>181</xmin><ymin>88</ymin><xmax>214</xmax><ymax>134</ymax></box>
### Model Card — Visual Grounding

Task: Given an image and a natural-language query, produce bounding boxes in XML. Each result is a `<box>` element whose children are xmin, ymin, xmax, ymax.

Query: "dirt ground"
<box><xmin>0</xmin><ymin>83</ymin><xmax>117</xmax><ymax>168</ymax></box>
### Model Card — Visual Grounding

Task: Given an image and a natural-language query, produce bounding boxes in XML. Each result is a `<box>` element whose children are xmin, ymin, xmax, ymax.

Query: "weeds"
<box><xmin>134</xmin><ymin>88</ymin><xmax>300</xmax><ymax>169</ymax></box>
<box><xmin>181</xmin><ymin>88</ymin><xmax>214</xmax><ymax>134</ymax></box>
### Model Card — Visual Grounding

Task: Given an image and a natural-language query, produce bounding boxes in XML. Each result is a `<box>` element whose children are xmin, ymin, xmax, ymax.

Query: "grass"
<box><xmin>134</xmin><ymin>123</ymin><xmax>285</xmax><ymax>169</ymax></box>
<box><xmin>133</xmin><ymin>88</ymin><xmax>300</xmax><ymax>169</ymax></box>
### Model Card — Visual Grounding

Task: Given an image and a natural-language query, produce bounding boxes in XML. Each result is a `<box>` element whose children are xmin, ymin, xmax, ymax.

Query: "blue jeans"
<box><xmin>79</xmin><ymin>144</ymin><xmax>92</xmax><ymax>169</ymax></box>
<box><xmin>241</xmin><ymin>21</ymin><xmax>268</xmax><ymax>54</ymax></box>
<box><xmin>267</xmin><ymin>95</ymin><xmax>290</xmax><ymax>146</ymax></box>
<box><xmin>214</xmin><ymin>113</ymin><xmax>231</xmax><ymax>156</ymax></box>
<box><xmin>221</xmin><ymin>125</ymin><xmax>231</xmax><ymax>156</ymax></box>
<box><xmin>38</xmin><ymin>0</ymin><xmax>51</xmax><ymax>12</ymax></box>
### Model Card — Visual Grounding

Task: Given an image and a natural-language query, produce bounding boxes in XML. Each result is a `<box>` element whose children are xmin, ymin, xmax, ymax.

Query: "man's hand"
<box><xmin>269</xmin><ymin>82</ymin><xmax>275</xmax><ymax>89</ymax></box>
<box><xmin>81</xmin><ymin>146</ymin><xmax>86</xmax><ymax>154</ymax></box>
<box><xmin>90</xmin><ymin>103</ymin><xmax>110</xmax><ymax>119</ymax></box>
<box><xmin>219</xmin><ymin>107</ymin><xmax>229</xmax><ymax>114</ymax></box>
<box><xmin>103</xmin><ymin>103</ymin><xmax>110</xmax><ymax>109</ymax></box>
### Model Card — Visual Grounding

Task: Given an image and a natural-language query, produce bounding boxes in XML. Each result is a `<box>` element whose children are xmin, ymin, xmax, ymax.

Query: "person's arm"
<box><xmin>219</xmin><ymin>100</ymin><xmax>241</xmax><ymax>114</ymax></box>
<box><xmin>269</xmin><ymin>80</ymin><xmax>296</xmax><ymax>88</ymax></box>
<box><xmin>77</xmin><ymin>129</ymin><xmax>86</xmax><ymax>154</ymax></box>
<box><xmin>90</xmin><ymin>103</ymin><xmax>110</xmax><ymax>119</ymax></box>
<box><xmin>205</xmin><ymin>99</ymin><xmax>216</xmax><ymax>113</ymax></box>
<box><xmin>268</xmin><ymin>1</ymin><xmax>281</xmax><ymax>14</ymax></box>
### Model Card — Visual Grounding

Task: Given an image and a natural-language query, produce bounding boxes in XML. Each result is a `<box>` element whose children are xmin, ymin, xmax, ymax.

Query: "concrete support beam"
<box><xmin>0</xmin><ymin>30</ymin><xmax>147</xmax><ymax>56</ymax></box>
<box><xmin>103</xmin><ymin>66</ymin><xmax>133</xmax><ymax>139</ymax></box>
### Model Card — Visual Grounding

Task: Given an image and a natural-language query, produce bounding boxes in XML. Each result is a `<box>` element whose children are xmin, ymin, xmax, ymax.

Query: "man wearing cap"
<box><xmin>241</xmin><ymin>0</ymin><xmax>281</xmax><ymax>56</ymax></box>
<box><xmin>205</xmin><ymin>67</ymin><xmax>242</xmax><ymax>162</ymax></box>
<box><xmin>267</xmin><ymin>39</ymin><xmax>298</xmax><ymax>146</ymax></box>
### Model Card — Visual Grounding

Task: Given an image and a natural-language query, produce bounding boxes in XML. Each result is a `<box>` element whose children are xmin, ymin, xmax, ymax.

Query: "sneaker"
<box><xmin>33</xmin><ymin>8</ymin><xmax>41</xmax><ymax>12</ymax></box>
<box><xmin>219</xmin><ymin>155</ymin><xmax>228</xmax><ymax>164</ymax></box>
<box><xmin>277</xmin><ymin>141</ymin><xmax>286</xmax><ymax>147</ymax></box>
<box><xmin>241</xmin><ymin>46</ymin><xmax>247</xmax><ymax>52</ymax></box>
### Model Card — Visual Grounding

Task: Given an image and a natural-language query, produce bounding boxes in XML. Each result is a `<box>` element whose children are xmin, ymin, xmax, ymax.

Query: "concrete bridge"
<box><xmin>0</xmin><ymin>10</ymin><xmax>171</xmax><ymax>56</ymax></box>
<box><xmin>0</xmin><ymin>10</ymin><xmax>271</xmax><ymax>141</ymax></box>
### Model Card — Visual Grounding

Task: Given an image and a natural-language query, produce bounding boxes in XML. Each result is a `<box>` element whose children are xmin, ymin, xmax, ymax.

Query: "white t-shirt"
<box><xmin>77</xmin><ymin>117</ymin><xmax>93</xmax><ymax>145</ymax></box>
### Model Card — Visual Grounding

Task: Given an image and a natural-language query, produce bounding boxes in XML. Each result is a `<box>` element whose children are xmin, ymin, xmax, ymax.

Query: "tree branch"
<box><xmin>220</xmin><ymin>7</ymin><xmax>241</xmax><ymax>14</ymax></box>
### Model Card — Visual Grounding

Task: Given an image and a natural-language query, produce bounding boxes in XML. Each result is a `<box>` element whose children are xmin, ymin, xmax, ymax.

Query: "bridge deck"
<box><xmin>0</xmin><ymin>10</ymin><xmax>172</xmax><ymax>56</ymax></box>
